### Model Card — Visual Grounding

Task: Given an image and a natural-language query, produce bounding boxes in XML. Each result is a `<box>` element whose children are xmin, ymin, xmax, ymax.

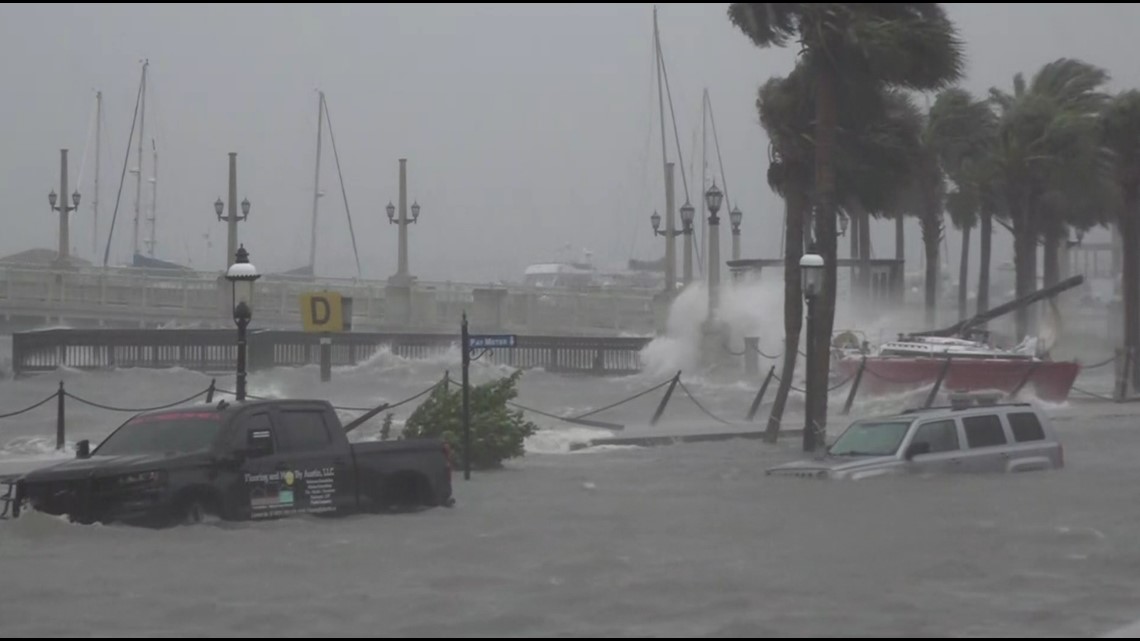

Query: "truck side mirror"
<box><xmin>76</xmin><ymin>440</ymin><xmax>91</xmax><ymax>459</ymax></box>
<box><xmin>905</xmin><ymin>441</ymin><xmax>931</xmax><ymax>461</ymax></box>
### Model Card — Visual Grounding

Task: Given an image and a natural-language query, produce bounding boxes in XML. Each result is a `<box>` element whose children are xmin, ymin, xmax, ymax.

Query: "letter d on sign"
<box><xmin>311</xmin><ymin>297</ymin><xmax>331</xmax><ymax>326</ymax></box>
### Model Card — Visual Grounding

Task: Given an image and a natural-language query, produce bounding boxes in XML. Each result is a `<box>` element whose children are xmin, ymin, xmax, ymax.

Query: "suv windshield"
<box><xmin>94</xmin><ymin>411</ymin><xmax>223</xmax><ymax>456</ymax></box>
<box><xmin>828</xmin><ymin>419</ymin><xmax>913</xmax><ymax>457</ymax></box>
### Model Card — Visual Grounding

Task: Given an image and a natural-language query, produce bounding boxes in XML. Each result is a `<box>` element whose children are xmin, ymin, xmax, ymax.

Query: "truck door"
<box><xmin>271</xmin><ymin>406</ymin><xmax>355</xmax><ymax>514</ymax></box>
<box><xmin>229</xmin><ymin>410</ymin><xmax>300</xmax><ymax>520</ymax></box>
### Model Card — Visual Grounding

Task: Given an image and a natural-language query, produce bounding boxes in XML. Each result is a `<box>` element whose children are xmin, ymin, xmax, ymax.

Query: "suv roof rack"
<box><xmin>899</xmin><ymin>400</ymin><xmax>1033</xmax><ymax>415</ymax></box>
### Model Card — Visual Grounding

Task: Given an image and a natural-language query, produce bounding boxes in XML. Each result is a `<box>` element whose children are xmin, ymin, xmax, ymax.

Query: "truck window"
<box><xmin>237</xmin><ymin>412</ymin><xmax>276</xmax><ymax>457</ymax></box>
<box><xmin>1008</xmin><ymin>412</ymin><xmax>1046</xmax><ymax>442</ymax></box>
<box><xmin>962</xmin><ymin>415</ymin><xmax>1008</xmax><ymax>448</ymax></box>
<box><xmin>277</xmin><ymin>409</ymin><xmax>332</xmax><ymax>452</ymax></box>
<box><xmin>912</xmin><ymin>419</ymin><xmax>960</xmax><ymax>453</ymax></box>
<box><xmin>96</xmin><ymin>411</ymin><xmax>223</xmax><ymax>456</ymax></box>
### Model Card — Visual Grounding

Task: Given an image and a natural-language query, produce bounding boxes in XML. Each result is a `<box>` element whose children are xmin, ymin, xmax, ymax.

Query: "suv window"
<box><xmin>278</xmin><ymin>409</ymin><xmax>331</xmax><ymax>452</ymax></box>
<box><xmin>912</xmin><ymin>419</ymin><xmax>960</xmax><ymax>453</ymax></box>
<box><xmin>962</xmin><ymin>414</ymin><xmax>1008</xmax><ymax>448</ymax></box>
<box><xmin>1008</xmin><ymin>412</ymin><xmax>1046</xmax><ymax>442</ymax></box>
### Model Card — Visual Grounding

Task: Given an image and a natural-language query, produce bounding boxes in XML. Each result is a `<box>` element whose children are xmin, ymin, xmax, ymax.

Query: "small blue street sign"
<box><xmin>468</xmin><ymin>335</ymin><xmax>517</xmax><ymax>349</ymax></box>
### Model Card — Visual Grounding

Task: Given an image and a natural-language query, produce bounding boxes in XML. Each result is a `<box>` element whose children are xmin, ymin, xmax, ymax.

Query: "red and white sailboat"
<box><xmin>834</xmin><ymin>275</ymin><xmax>1086</xmax><ymax>402</ymax></box>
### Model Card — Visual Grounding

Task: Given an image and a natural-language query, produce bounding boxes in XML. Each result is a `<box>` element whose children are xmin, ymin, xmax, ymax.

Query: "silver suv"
<box><xmin>766</xmin><ymin>401</ymin><xmax>1064</xmax><ymax>480</ymax></box>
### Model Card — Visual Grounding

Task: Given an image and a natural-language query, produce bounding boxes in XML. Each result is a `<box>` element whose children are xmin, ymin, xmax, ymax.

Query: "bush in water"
<box><xmin>402</xmin><ymin>369</ymin><xmax>537</xmax><ymax>469</ymax></box>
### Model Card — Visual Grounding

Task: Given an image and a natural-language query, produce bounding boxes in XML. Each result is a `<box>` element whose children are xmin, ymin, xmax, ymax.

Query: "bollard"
<box><xmin>319</xmin><ymin>334</ymin><xmax>332</xmax><ymax>383</ymax></box>
<box><xmin>924</xmin><ymin>356</ymin><xmax>953</xmax><ymax>409</ymax></box>
<box><xmin>206</xmin><ymin>378</ymin><xmax>217</xmax><ymax>404</ymax></box>
<box><xmin>56</xmin><ymin>381</ymin><xmax>65</xmax><ymax>451</ymax></box>
<box><xmin>1115</xmin><ymin>347</ymin><xmax>1129</xmax><ymax>402</ymax></box>
<box><xmin>842</xmin><ymin>356</ymin><xmax>867</xmax><ymax>416</ymax></box>
<box><xmin>650</xmin><ymin>371</ymin><xmax>682</xmax><ymax>427</ymax></box>
<box><xmin>747</xmin><ymin>365</ymin><xmax>776</xmax><ymax>421</ymax></box>
<box><xmin>744</xmin><ymin>337</ymin><xmax>760</xmax><ymax>378</ymax></box>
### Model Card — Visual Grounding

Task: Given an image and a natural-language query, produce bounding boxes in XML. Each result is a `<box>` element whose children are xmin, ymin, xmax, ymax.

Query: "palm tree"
<box><xmin>756</xmin><ymin>70</ymin><xmax>812</xmax><ymax>442</ymax></box>
<box><xmin>728</xmin><ymin>3</ymin><xmax>965</xmax><ymax>450</ymax></box>
<box><xmin>1101</xmin><ymin>90</ymin><xmax>1140</xmax><ymax>389</ymax></box>
<box><xmin>988</xmin><ymin>58</ymin><xmax>1110</xmax><ymax>339</ymax></box>
<box><xmin>925</xmin><ymin>88</ymin><xmax>999</xmax><ymax>321</ymax></box>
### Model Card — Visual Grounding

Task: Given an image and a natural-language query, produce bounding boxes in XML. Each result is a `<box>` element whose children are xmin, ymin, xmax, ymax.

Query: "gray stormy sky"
<box><xmin>1</xmin><ymin>3</ymin><xmax>1138</xmax><ymax>284</ymax></box>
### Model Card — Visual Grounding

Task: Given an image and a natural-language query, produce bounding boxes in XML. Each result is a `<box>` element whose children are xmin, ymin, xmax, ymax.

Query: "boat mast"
<box><xmin>92</xmin><ymin>90</ymin><xmax>102</xmax><ymax>260</ymax></box>
<box><xmin>654</xmin><ymin>6</ymin><xmax>675</xmax><ymax>293</ymax></box>
<box><xmin>132</xmin><ymin>59</ymin><xmax>148</xmax><ymax>259</ymax></box>
<box><xmin>146</xmin><ymin>138</ymin><xmax>157</xmax><ymax>257</ymax></box>
<box><xmin>701</xmin><ymin>87</ymin><xmax>708</xmax><ymax>275</ymax></box>
<box><xmin>309</xmin><ymin>90</ymin><xmax>325</xmax><ymax>276</ymax></box>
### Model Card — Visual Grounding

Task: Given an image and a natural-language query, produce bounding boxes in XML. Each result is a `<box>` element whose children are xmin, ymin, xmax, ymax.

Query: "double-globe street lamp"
<box><xmin>225</xmin><ymin>244</ymin><xmax>260</xmax><ymax>401</ymax></box>
<box><xmin>650</xmin><ymin>201</ymin><xmax>697</xmax><ymax>285</ymax></box>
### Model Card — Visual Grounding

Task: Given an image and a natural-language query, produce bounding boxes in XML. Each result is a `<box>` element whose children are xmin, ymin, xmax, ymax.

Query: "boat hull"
<box><xmin>837</xmin><ymin>356</ymin><xmax>1081</xmax><ymax>402</ymax></box>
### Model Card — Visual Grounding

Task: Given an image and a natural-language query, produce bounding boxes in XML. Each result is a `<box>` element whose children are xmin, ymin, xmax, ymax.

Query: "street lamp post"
<box><xmin>704</xmin><ymin>181</ymin><xmax>724</xmax><ymax>319</ymax></box>
<box><xmin>651</xmin><ymin>205</ymin><xmax>693</xmax><ymax>286</ymax></box>
<box><xmin>215</xmin><ymin>152</ymin><xmax>250</xmax><ymax>270</ymax></box>
<box><xmin>730</xmin><ymin>205</ymin><xmax>743</xmax><ymax>262</ymax></box>
<box><xmin>387</xmin><ymin>158</ymin><xmax>421</xmax><ymax>285</ymax></box>
<box><xmin>680</xmin><ymin>201</ymin><xmax>695</xmax><ymax>285</ymax></box>
<box><xmin>48</xmin><ymin>149</ymin><xmax>80</xmax><ymax>265</ymax></box>
<box><xmin>225</xmin><ymin>244</ymin><xmax>260</xmax><ymax>402</ymax></box>
<box><xmin>800</xmin><ymin>249</ymin><xmax>824</xmax><ymax>452</ymax></box>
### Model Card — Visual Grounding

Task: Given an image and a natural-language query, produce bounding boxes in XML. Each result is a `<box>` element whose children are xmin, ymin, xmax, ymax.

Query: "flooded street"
<box><xmin>3</xmin><ymin>405</ymin><xmax>1140</xmax><ymax>637</ymax></box>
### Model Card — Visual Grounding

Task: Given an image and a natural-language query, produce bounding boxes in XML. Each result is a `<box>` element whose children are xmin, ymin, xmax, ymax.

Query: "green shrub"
<box><xmin>402</xmin><ymin>369</ymin><xmax>538</xmax><ymax>470</ymax></box>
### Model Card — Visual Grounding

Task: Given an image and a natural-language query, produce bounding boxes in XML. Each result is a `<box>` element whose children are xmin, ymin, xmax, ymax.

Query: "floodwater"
<box><xmin>1</xmin><ymin>338</ymin><xmax>1139</xmax><ymax>637</ymax></box>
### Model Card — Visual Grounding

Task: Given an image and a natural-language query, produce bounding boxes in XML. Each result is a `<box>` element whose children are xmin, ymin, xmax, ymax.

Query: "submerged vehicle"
<box><xmin>766</xmin><ymin>399</ymin><xmax>1064</xmax><ymax>480</ymax></box>
<box><xmin>3</xmin><ymin>398</ymin><xmax>454</xmax><ymax>527</ymax></box>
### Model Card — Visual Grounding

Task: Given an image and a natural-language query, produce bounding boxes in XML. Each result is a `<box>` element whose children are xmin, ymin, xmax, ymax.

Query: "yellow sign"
<box><xmin>300</xmin><ymin>291</ymin><xmax>351</xmax><ymax>333</ymax></box>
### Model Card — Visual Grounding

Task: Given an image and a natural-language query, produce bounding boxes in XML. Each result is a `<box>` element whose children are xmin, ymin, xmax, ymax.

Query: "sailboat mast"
<box><xmin>147</xmin><ymin>138</ymin><xmax>157</xmax><ymax>257</ymax></box>
<box><xmin>93</xmin><ymin>90</ymin><xmax>102</xmax><ymax>260</ymax></box>
<box><xmin>653</xmin><ymin>6</ymin><xmax>675</xmax><ymax>293</ymax></box>
<box><xmin>701</xmin><ymin>87</ymin><xmax>708</xmax><ymax>274</ymax></box>
<box><xmin>309</xmin><ymin>90</ymin><xmax>325</xmax><ymax>275</ymax></box>
<box><xmin>132</xmin><ymin>59</ymin><xmax>148</xmax><ymax>259</ymax></box>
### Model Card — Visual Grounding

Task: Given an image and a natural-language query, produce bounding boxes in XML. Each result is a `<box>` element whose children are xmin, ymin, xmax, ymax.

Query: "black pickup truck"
<box><xmin>6</xmin><ymin>398</ymin><xmax>454</xmax><ymax>527</ymax></box>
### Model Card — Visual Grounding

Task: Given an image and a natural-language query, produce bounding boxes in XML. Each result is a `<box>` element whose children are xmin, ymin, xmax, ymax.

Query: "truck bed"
<box><xmin>349</xmin><ymin>438</ymin><xmax>454</xmax><ymax>510</ymax></box>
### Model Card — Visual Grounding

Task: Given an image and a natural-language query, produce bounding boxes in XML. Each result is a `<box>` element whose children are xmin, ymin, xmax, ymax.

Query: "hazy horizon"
<box><xmin>1</xmin><ymin>3</ymin><xmax>1136</xmax><ymax>284</ymax></box>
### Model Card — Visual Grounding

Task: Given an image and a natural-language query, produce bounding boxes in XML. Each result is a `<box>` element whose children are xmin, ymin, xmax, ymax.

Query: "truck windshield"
<box><xmin>95</xmin><ymin>411</ymin><xmax>223</xmax><ymax>456</ymax></box>
<box><xmin>828</xmin><ymin>420</ymin><xmax>912</xmax><ymax>457</ymax></box>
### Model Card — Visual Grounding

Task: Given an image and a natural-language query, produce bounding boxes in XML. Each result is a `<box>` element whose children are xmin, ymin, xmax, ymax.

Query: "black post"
<box><xmin>747</xmin><ymin>365</ymin><xmax>776</xmax><ymax>421</ymax></box>
<box><xmin>320</xmin><ymin>333</ymin><xmax>332</xmax><ymax>383</ymax></box>
<box><xmin>803</xmin><ymin>295</ymin><xmax>817</xmax><ymax>452</ymax></box>
<box><xmin>55</xmin><ymin>381</ymin><xmax>65</xmax><ymax>451</ymax></box>
<box><xmin>206</xmin><ymin>378</ymin><xmax>216</xmax><ymax>404</ymax></box>
<box><xmin>461</xmin><ymin>312</ymin><xmax>472</xmax><ymax>481</ymax></box>
<box><xmin>842</xmin><ymin>356</ymin><xmax>867</xmax><ymax>416</ymax></box>
<box><xmin>924</xmin><ymin>355</ymin><xmax>953</xmax><ymax>409</ymax></box>
<box><xmin>650</xmin><ymin>370</ymin><xmax>682</xmax><ymax>426</ymax></box>
<box><xmin>236</xmin><ymin>318</ymin><xmax>249</xmax><ymax>401</ymax></box>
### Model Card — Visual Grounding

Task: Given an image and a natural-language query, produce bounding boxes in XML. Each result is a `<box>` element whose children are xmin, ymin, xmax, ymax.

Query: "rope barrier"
<box><xmin>63</xmin><ymin>387</ymin><xmax>213</xmax><ymax>413</ymax></box>
<box><xmin>1072</xmin><ymin>386</ymin><xmax>1117</xmax><ymax>402</ymax></box>
<box><xmin>0</xmin><ymin>392</ymin><xmax>59</xmax><ymax>419</ymax></box>
<box><xmin>676</xmin><ymin>380</ymin><xmax>734</xmax><ymax>426</ymax></box>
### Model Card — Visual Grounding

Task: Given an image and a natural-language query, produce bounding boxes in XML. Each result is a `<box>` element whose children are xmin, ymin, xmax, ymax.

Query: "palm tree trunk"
<box><xmin>1043</xmin><ymin>224</ymin><xmax>1062</xmax><ymax>288</ymax></box>
<box><xmin>1011</xmin><ymin>195</ymin><xmax>1038</xmax><ymax>340</ymax></box>
<box><xmin>766</xmin><ymin>188</ymin><xmax>806</xmax><ymax>442</ymax></box>
<box><xmin>895</xmin><ymin>214</ymin><xmax>905</xmax><ymax>261</ymax></box>
<box><xmin>921</xmin><ymin>206</ymin><xmax>941</xmax><ymax>329</ymax></box>
<box><xmin>810</xmin><ymin>63</ymin><xmax>839</xmax><ymax>452</ymax></box>
<box><xmin>849</xmin><ymin>211</ymin><xmax>859</xmax><ymax>304</ymax></box>
<box><xmin>977</xmin><ymin>208</ymin><xmax>992</xmax><ymax>317</ymax></box>
<box><xmin>958</xmin><ymin>223</ymin><xmax>971</xmax><ymax>321</ymax></box>
<box><xmin>1120</xmin><ymin>185</ymin><xmax>1140</xmax><ymax>391</ymax></box>
<box><xmin>859</xmin><ymin>206</ymin><xmax>872</xmax><ymax>296</ymax></box>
